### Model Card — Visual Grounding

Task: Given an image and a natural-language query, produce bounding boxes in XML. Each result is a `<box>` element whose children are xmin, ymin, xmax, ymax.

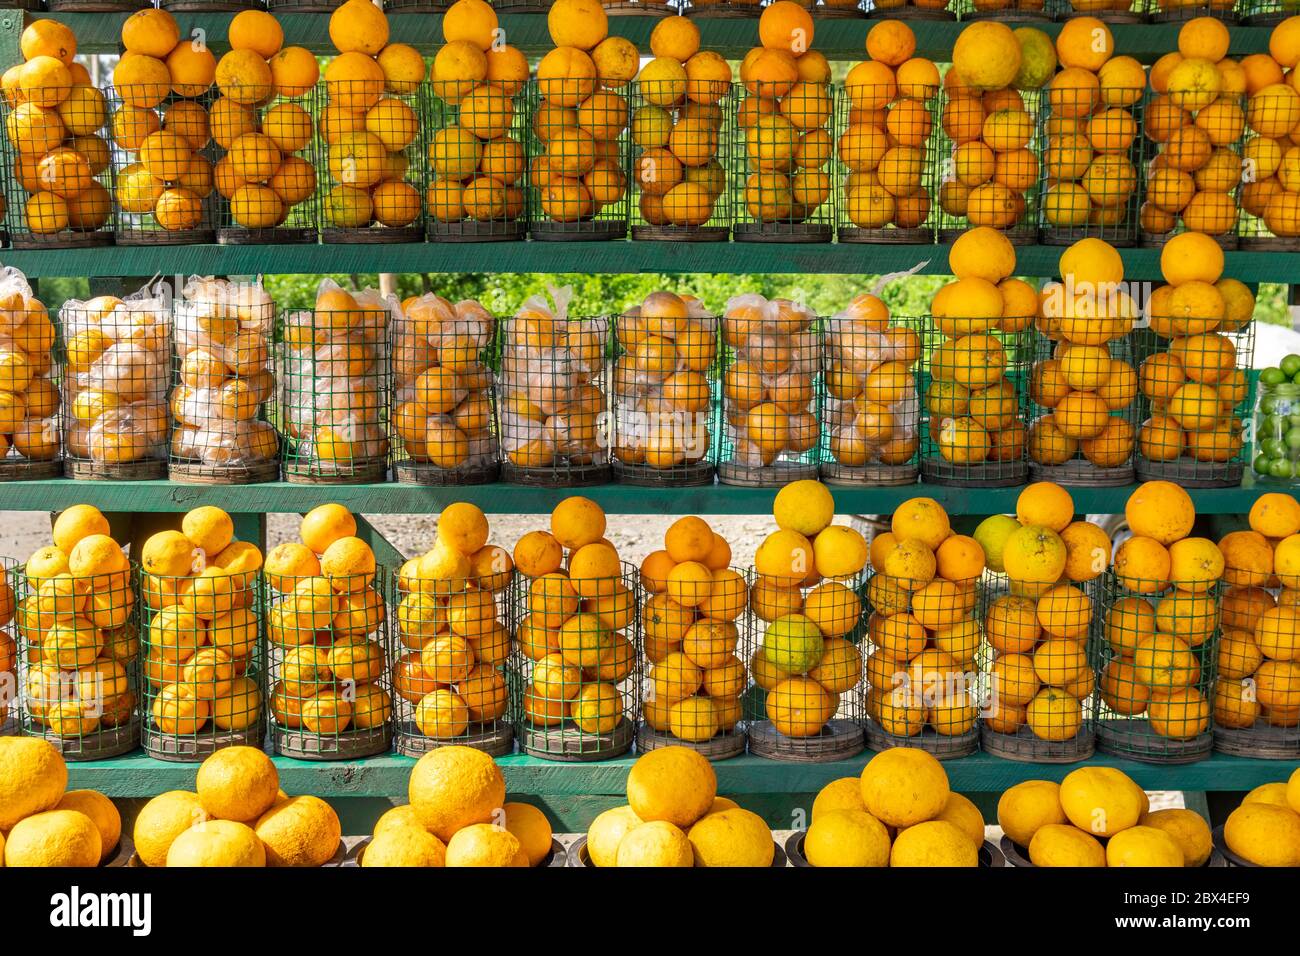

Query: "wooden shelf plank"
<box><xmin>64</xmin><ymin>749</ymin><xmax>1287</xmax><ymax>799</ymax></box>
<box><xmin>0</xmin><ymin>476</ymin><xmax>1278</xmax><ymax>515</ymax></box>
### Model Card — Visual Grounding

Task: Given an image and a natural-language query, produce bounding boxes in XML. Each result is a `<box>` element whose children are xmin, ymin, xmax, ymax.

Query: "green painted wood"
<box><xmin>0</xmin><ymin>9</ymin><xmax>20</xmax><ymax>72</ymax></box>
<box><xmin>353</xmin><ymin>514</ymin><xmax>408</xmax><ymax>568</ymax></box>
<box><xmin>16</xmin><ymin>11</ymin><xmax>1273</xmax><ymax>63</ymax></box>
<box><xmin>65</xmin><ymin>750</ymin><xmax>1293</xmax><ymax>801</ymax></box>
<box><xmin>4</xmin><ymin>241</ymin><xmax>1300</xmax><ymax>283</ymax></box>
<box><xmin>0</xmin><ymin>477</ymin><xmax>1283</xmax><ymax>515</ymax></box>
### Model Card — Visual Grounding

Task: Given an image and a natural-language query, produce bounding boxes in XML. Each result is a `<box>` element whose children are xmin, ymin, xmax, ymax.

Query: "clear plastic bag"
<box><xmin>392</xmin><ymin>293</ymin><xmax>498</xmax><ymax>471</ymax></box>
<box><xmin>60</xmin><ymin>281</ymin><xmax>171</xmax><ymax>466</ymax></box>
<box><xmin>498</xmin><ymin>286</ymin><xmax>608</xmax><ymax>470</ymax></box>
<box><xmin>824</xmin><ymin>293</ymin><xmax>922</xmax><ymax>470</ymax></box>
<box><xmin>170</xmin><ymin>275</ymin><xmax>279</xmax><ymax>467</ymax></box>
<box><xmin>611</xmin><ymin>290</ymin><xmax>715</xmax><ymax>472</ymax></box>
<box><xmin>278</xmin><ymin>278</ymin><xmax>392</xmax><ymax>471</ymax></box>
<box><xmin>0</xmin><ymin>265</ymin><xmax>59</xmax><ymax>465</ymax></box>
<box><xmin>720</xmin><ymin>293</ymin><xmax>820</xmax><ymax>469</ymax></box>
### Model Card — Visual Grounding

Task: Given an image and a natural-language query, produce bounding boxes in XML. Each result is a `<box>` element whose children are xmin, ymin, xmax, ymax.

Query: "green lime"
<box><xmin>1263</xmin><ymin>395</ymin><xmax>1285</xmax><ymax>416</ymax></box>
<box><xmin>1255</xmin><ymin>453</ymin><xmax>1273</xmax><ymax>475</ymax></box>
<box><xmin>1261</xmin><ymin>367</ymin><xmax>1288</xmax><ymax>386</ymax></box>
<box><xmin>1282</xmin><ymin>354</ymin><xmax>1300</xmax><ymax>379</ymax></box>
<box><xmin>1289</xmin><ymin>411</ymin><xmax>1300</xmax><ymax>428</ymax></box>
<box><xmin>1269</xmin><ymin>458</ymin><xmax>1296</xmax><ymax>479</ymax></box>
<box><xmin>1263</xmin><ymin>415</ymin><xmax>1285</xmax><ymax>437</ymax></box>
<box><xmin>1263</xmin><ymin>438</ymin><xmax>1288</xmax><ymax>459</ymax></box>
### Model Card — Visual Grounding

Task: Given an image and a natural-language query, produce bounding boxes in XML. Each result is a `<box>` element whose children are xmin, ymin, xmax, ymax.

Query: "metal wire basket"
<box><xmin>732</xmin><ymin>80</ymin><xmax>836</xmax><ymax>243</ymax></box>
<box><xmin>836</xmin><ymin>81</ymin><xmax>939</xmax><ymax>243</ymax></box>
<box><xmin>140</xmin><ymin>566</ymin><xmax>266</xmax><ymax>761</ymax></box>
<box><xmin>935</xmin><ymin>87</ymin><xmax>1043</xmax><ymax>245</ymax></box>
<box><xmin>1094</xmin><ymin>569</ymin><xmax>1220</xmax><ymax>763</ymax></box>
<box><xmin>265</xmin><ymin>566</ymin><xmax>394</xmax><ymax>760</ymax></box>
<box><xmin>1027</xmin><ymin>326</ymin><xmax>1140</xmax><ymax>486</ymax></box>
<box><xmin>741</xmin><ymin>568</ymin><xmax>867</xmax><ymax>762</ymax></box>
<box><xmin>391</xmin><ymin>563</ymin><xmax>516</xmax><ymax>757</ymax></box>
<box><xmin>391</xmin><ymin>296</ymin><xmax>500</xmax><ymax>484</ymax></box>
<box><xmin>58</xmin><ymin>287</ymin><xmax>172</xmax><ymax>480</ymax></box>
<box><xmin>1</xmin><ymin>82</ymin><xmax>114</xmax><ymax>248</ymax></box>
<box><xmin>1133</xmin><ymin>321</ymin><xmax>1255</xmax><ymax>488</ymax></box>
<box><xmin>919</xmin><ymin>317</ymin><xmax>1031</xmax><ymax>486</ymax></box>
<box><xmin>425</xmin><ymin>59</ymin><xmax>529</xmax><ymax>241</ymax></box>
<box><xmin>12</xmin><ymin>560</ymin><xmax>142</xmax><ymax>759</ymax></box>
<box><xmin>273</xmin><ymin>283</ymin><xmax>394</xmax><ymax>484</ymax></box>
<box><xmin>0</xmin><ymin>277</ymin><xmax>62</xmax><ymax>480</ymax></box>
<box><xmin>818</xmin><ymin>309</ymin><xmax>922</xmax><ymax>485</ymax></box>
<box><xmin>512</xmin><ymin>560</ymin><xmax>641</xmax><ymax>760</ymax></box>
<box><xmin>497</xmin><ymin>311</ymin><xmax>612</xmax><ymax>486</ymax></box>
<box><xmin>526</xmin><ymin>78</ymin><xmax>631</xmax><ymax>240</ymax></box>
<box><xmin>631</xmin><ymin>80</ymin><xmax>734</xmax><ymax>241</ymax></box>
<box><xmin>717</xmin><ymin>296</ymin><xmax>823</xmax><ymax>486</ymax></box>
<box><xmin>0</xmin><ymin>557</ymin><xmax>18</xmax><ymax>737</ymax></box>
<box><xmin>110</xmin><ymin>86</ymin><xmax>218</xmax><ymax>246</ymax></box>
<box><xmin>168</xmin><ymin>277</ymin><xmax>281</xmax><ymax>484</ymax></box>
<box><xmin>977</xmin><ymin>576</ymin><xmax>1098</xmax><ymax>762</ymax></box>
<box><xmin>610</xmin><ymin>300</ymin><xmax>719</xmax><ymax>486</ymax></box>
<box><xmin>638</xmin><ymin>562</ymin><xmax>750</xmax><ymax>758</ymax></box>
<box><xmin>214</xmin><ymin>85</ymin><xmax>322</xmax><ymax>246</ymax></box>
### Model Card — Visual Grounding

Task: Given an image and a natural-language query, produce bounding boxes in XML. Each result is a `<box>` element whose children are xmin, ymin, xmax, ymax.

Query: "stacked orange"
<box><xmin>0</xmin><ymin>562</ymin><xmax>13</xmax><ymax>728</ymax></box>
<box><xmin>823</xmin><ymin>292</ymin><xmax>921</xmax><ymax>471</ymax></box>
<box><xmin>533</xmin><ymin>0</ymin><xmax>632</xmax><ymax>224</ymax></box>
<box><xmin>640</xmin><ymin>516</ymin><xmax>748</xmax><ymax>742</ymax></box>
<box><xmin>1029</xmin><ymin>238</ymin><xmax>1139</xmax><ymax>472</ymax></box>
<box><xmin>1137</xmin><ymin>232</ymin><xmax>1253</xmax><ymax>468</ymax></box>
<box><xmin>392</xmin><ymin>503</ymin><xmax>514</xmax><ymax>741</ymax></box>
<box><xmin>3</xmin><ymin>19</ymin><xmax>111</xmax><ymax>235</ymax></box>
<box><xmin>1213</xmin><ymin>493</ymin><xmax>1300</xmax><ymax>732</ymax></box>
<box><xmin>18</xmin><ymin>504</ymin><xmax>137</xmax><ymax>740</ymax></box>
<box><xmin>1238</xmin><ymin>17</ymin><xmax>1300</xmax><ymax>238</ymax></box>
<box><xmin>1141</xmin><ymin>17</ymin><xmax>1244</xmax><ymax>239</ymax></box>
<box><xmin>841</xmin><ymin>20</ymin><xmax>940</xmax><ymax>231</ymax></box>
<box><xmin>633</xmin><ymin>15</ymin><xmax>731</xmax><ymax>230</ymax></box>
<box><xmin>207</xmin><ymin>10</ymin><xmax>319</xmax><ymax>231</ymax></box>
<box><xmin>263</xmin><ymin>504</ymin><xmax>391</xmax><ymax>741</ymax></box>
<box><xmin>426</xmin><ymin>0</ymin><xmax>527</xmax><ymax>227</ymax></box>
<box><xmin>720</xmin><ymin>293</ymin><xmax>820</xmax><ymax>470</ymax></box>
<box><xmin>105</xmin><ymin>9</ymin><xmax>214</xmax><ymax>235</ymax></box>
<box><xmin>940</xmin><ymin>21</ymin><xmax>1039</xmax><ymax>232</ymax></box>
<box><xmin>1099</xmin><ymin>481</ymin><xmax>1223</xmax><ymax>741</ymax></box>
<box><xmin>751</xmin><ymin>481</ymin><xmax>868</xmax><ymax>738</ymax></box>
<box><xmin>1040</xmin><ymin>18</ymin><xmax>1143</xmax><ymax>233</ymax></box>
<box><xmin>0</xmin><ymin>270</ymin><xmax>59</xmax><ymax>465</ymax></box>
<box><xmin>317</xmin><ymin>0</ymin><xmax>423</xmax><ymax>231</ymax></box>
<box><xmin>737</xmin><ymin>2</ymin><xmax>833</xmax><ymax>227</ymax></box>
<box><xmin>864</xmin><ymin>495</ymin><xmax>982</xmax><ymax>739</ymax></box>
<box><xmin>138</xmin><ymin>506</ymin><xmax>263</xmax><ymax>740</ymax></box>
<box><xmin>982</xmin><ymin>483</ymin><xmax>1110</xmax><ymax>742</ymax></box>
<box><xmin>515</xmin><ymin>497</ymin><xmax>637</xmax><ymax>739</ymax></box>
<box><xmin>925</xmin><ymin>227</ymin><xmax>1032</xmax><ymax>468</ymax></box>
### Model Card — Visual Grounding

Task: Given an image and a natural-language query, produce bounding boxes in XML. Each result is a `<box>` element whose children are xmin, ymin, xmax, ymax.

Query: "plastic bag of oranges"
<box><xmin>822</xmin><ymin>291</ymin><xmax>922</xmax><ymax>480</ymax></box>
<box><xmin>169</xmin><ymin>276</ymin><xmax>279</xmax><ymax>478</ymax></box>
<box><xmin>719</xmin><ymin>292</ymin><xmax>820</xmax><ymax>481</ymax></box>
<box><xmin>610</xmin><ymin>289</ymin><xmax>716</xmax><ymax>483</ymax></box>
<box><xmin>279</xmin><ymin>279</ymin><xmax>392</xmax><ymax>481</ymax></box>
<box><xmin>0</xmin><ymin>267</ymin><xmax>60</xmax><ymax>475</ymax></box>
<box><xmin>498</xmin><ymin>286</ymin><xmax>609</xmax><ymax>482</ymax></box>
<box><xmin>59</xmin><ymin>285</ymin><xmax>171</xmax><ymax>476</ymax></box>
<box><xmin>391</xmin><ymin>293</ymin><xmax>499</xmax><ymax>482</ymax></box>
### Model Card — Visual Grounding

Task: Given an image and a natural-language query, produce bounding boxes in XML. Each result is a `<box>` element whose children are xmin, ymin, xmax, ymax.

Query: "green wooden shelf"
<box><xmin>65</xmin><ymin>748</ymin><xmax>1285</xmax><ymax>798</ymax></box>
<box><xmin>2</xmin><ymin>240</ymin><xmax>1299</xmax><ymax>282</ymax></box>
<box><xmin>0</xmin><ymin>476</ymin><xmax>1281</xmax><ymax>515</ymax></box>
<box><xmin>7</xmin><ymin>11</ymin><xmax>1273</xmax><ymax>63</ymax></box>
